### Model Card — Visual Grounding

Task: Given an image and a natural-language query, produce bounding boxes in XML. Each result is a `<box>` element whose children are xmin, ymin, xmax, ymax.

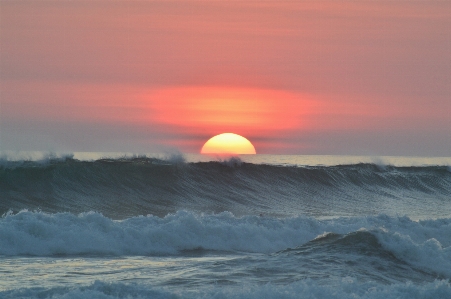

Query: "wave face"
<box><xmin>1</xmin><ymin>157</ymin><xmax>450</xmax><ymax>219</ymax></box>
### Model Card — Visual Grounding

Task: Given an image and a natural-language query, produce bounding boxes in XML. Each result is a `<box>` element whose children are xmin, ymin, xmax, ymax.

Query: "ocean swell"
<box><xmin>1</xmin><ymin>157</ymin><xmax>450</xmax><ymax>219</ymax></box>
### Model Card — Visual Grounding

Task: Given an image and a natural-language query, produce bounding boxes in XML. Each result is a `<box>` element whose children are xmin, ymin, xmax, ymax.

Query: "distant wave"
<box><xmin>1</xmin><ymin>211</ymin><xmax>450</xmax><ymax>278</ymax></box>
<box><xmin>1</xmin><ymin>157</ymin><xmax>450</xmax><ymax>218</ymax></box>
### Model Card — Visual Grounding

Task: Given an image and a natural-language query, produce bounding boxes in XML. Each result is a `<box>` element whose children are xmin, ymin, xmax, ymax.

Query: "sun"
<box><xmin>201</xmin><ymin>133</ymin><xmax>256</xmax><ymax>155</ymax></box>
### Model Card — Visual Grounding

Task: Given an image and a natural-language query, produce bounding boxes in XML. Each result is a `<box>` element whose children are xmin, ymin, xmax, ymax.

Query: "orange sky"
<box><xmin>1</xmin><ymin>1</ymin><xmax>450</xmax><ymax>155</ymax></box>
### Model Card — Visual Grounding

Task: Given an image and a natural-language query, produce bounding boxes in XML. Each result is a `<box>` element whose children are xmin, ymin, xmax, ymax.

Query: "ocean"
<box><xmin>1</xmin><ymin>152</ymin><xmax>450</xmax><ymax>298</ymax></box>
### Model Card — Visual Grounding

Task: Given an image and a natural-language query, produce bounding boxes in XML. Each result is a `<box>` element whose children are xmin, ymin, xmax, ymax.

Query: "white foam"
<box><xmin>1</xmin><ymin>211</ymin><xmax>450</xmax><ymax>277</ymax></box>
<box><xmin>375</xmin><ymin>228</ymin><xmax>451</xmax><ymax>278</ymax></box>
<box><xmin>0</xmin><ymin>211</ymin><xmax>327</xmax><ymax>256</ymax></box>
<box><xmin>0</xmin><ymin>151</ymin><xmax>74</xmax><ymax>168</ymax></box>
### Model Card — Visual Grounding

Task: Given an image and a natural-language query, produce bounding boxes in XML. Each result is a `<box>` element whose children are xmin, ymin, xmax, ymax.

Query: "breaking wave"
<box><xmin>1</xmin><ymin>211</ymin><xmax>450</xmax><ymax>279</ymax></box>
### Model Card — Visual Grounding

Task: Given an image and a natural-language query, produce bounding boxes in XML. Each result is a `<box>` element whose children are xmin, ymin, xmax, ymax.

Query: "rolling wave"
<box><xmin>1</xmin><ymin>211</ymin><xmax>450</xmax><ymax>278</ymax></box>
<box><xmin>1</xmin><ymin>157</ymin><xmax>450</xmax><ymax>218</ymax></box>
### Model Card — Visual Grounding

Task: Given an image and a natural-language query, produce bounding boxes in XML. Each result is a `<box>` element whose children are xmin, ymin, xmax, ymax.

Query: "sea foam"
<box><xmin>1</xmin><ymin>211</ymin><xmax>450</xmax><ymax>277</ymax></box>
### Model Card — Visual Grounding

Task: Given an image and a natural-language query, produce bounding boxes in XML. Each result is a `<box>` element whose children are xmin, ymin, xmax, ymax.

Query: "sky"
<box><xmin>1</xmin><ymin>1</ymin><xmax>450</xmax><ymax>156</ymax></box>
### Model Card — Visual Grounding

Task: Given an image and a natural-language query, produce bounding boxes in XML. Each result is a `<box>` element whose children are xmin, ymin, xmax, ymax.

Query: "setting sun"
<box><xmin>201</xmin><ymin>133</ymin><xmax>256</xmax><ymax>155</ymax></box>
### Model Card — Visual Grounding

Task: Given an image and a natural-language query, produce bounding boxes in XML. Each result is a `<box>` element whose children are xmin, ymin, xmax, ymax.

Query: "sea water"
<box><xmin>0</xmin><ymin>153</ymin><xmax>450</xmax><ymax>298</ymax></box>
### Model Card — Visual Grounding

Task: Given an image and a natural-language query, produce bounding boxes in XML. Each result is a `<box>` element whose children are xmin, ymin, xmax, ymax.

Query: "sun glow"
<box><xmin>140</xmin><ymin>86</ymin><xmax>319</xmax><ymax>152</ymax></box>
<box><xmin>201</xmin><ymin>133</ymin><xmax>256</xmax><ymax>155</ymax></box>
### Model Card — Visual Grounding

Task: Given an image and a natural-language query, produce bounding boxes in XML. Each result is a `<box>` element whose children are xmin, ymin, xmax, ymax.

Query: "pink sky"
<box><xmin>1</xmin><ymin>1</ymin><xmax>450</xmax><ymax>155</ymax></box>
